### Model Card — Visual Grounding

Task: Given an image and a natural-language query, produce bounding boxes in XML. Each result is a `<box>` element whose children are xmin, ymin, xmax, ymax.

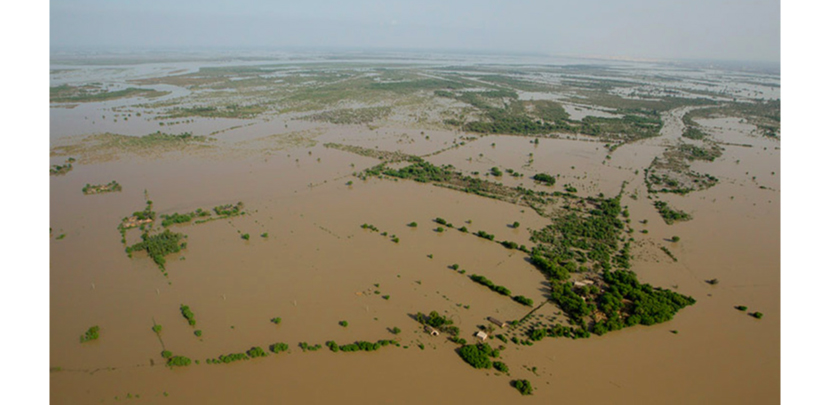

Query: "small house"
<box><xmin>425</xmin><ymin>326</ymin><xmax>440</xmax><ymax>336</ymax></box>
<box><xmin>475</xmin><ymin>331</ymin><xmax>488</xmax><ymax>341</ymax></box>
<box><xmin>487</xmin><ymin>317</ymin><xmax>508</xmax><ymax>328</ymax></box>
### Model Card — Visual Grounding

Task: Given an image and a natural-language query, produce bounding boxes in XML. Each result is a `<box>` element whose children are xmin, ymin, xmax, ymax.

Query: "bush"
<box><xmin>241</xmin><ymin>233</ymin><xmax>250</xmax><ymax>240</ymax></box>
<box><xmin>391</xmin><ymin>327</ymin><xmax>401</xmax><ymax>334</ymax></box>
<box><xmin>671</xmin><ymin>236</ymin><xmax>680</xmax><ymax>242</ymax></box>
<box><xmin>271</xmin><ymin>317</ymin><xmax>282</xmax><ymax>324</ymax></box>
<box><xmin>512</xmin><ymin>221</ymin><xmax>520</xmax><ymax>228</ymax></box>
<box><xmin>80</xmin><ymin>326</ymin><xmax>100</xmax><ymax>343</ymax></box>
<box><xmin>246</xmin><ymin>346</ymin><xmax>268</xmax><ymax>358</ymax></box>
<box><xmin>339</xmin><ymin>320</ymin><xmax>348</xmax><ymax>327</ymax></box>
<box><xmin>180</xmin><ymin>305</ymin><xmax>196</xmax><ymax>326</ymax></box>
<box><xmin>270</xmin><ymin>343</ymin><xmax>289</xmax><ymax>353</ymax></box>
<box><xmin>194</xmin><ymin>330</ymin><xmax>202</xmax><ymax>337</ymax></box>
<box><xmin>512</xmin><ymin>295</ymin><xmax>534</xmax><ymax>306</ymax></box>
<box><xmin>512</xmin><ymin>379</ymin><xmax>533</xmax><ymax>395</ymax></box>
<box><xmin>407</xmin><ymin>222</ymin><xmax>417</xmax><ymax>227</ymax></box>
<box><xmin>736</xmin><ymin>306</ymin><xmax>748</xmax><ymax>311</ymax></box>
<box><xmin>161</xmin><ymin>350</ymin><xmax>172</xmax><ymax>358</ymax></box>
<box><xmin>168</xmin><ymin>356</ymin><xmax>191</xmax><ymax>367</ymax></box>
<box><xmin>493</xmin><ymin>361</ymin><xmax>509</xmax><ymax>373</ymax></box>
<box><xmin>152</xmin><ymin>324</ymin><xmax>162</xmax><ymax>334</ymax></box>
<box><xmin>751</xmin><ymin>312</ymin><xmax>764</xmax><ymax>319</ymax></box>
<box><xmin>435</xmin><ymin>218</ymin><xmax>448</xmax><ymax>225</ymax></box>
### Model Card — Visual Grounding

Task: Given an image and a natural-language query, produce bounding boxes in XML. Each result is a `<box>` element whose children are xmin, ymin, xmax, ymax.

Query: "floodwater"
<box><xmin>50</xmin><ymin>58</ymin><xmax>779</xmax><ymax>404</ymax></box>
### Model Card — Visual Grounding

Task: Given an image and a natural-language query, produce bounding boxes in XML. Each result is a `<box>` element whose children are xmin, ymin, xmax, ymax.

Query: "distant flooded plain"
<box><xmin>50</xmin><ymin>53</ymin><xmax>779</xmax><ymax>404</ymax></box>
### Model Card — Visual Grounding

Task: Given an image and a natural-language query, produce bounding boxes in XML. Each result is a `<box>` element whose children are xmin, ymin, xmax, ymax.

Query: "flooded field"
<box><xmin>50</xmin><ymin>51</ymin><xmax>779</xmax><ymax>404</ymax></box>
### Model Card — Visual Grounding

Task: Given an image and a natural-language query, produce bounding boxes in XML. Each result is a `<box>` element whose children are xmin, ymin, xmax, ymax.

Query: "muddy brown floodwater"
<box><xmin>50</xmin><ymin>60</ymin><xmax>779</xmax><ymax>405</ymax></box>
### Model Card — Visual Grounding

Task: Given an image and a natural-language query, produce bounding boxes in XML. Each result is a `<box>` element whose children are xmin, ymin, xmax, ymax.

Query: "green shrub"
<box><xmin>391</xmin><ymin>327</ymin><xmax>401</xmax><ymax>334</ymax></box>
<box><xmin>180</xmin><ymin>305</ymin><xmax>196</xmax><ymax>326</ymax></box>
<box><xmin>269</xmin><ymin>343</ymin><xmax>289</xmax><ymax>353</ymax></box>
<box><xmin>512</xmin><ymin>295</ymin><xmax>534</xmax><ymax>306</ymax></box>
<box><xmin>161</xmin><ymin>350</ymin><xmax>172</xmax><ymax>359</ymax></box>
<box><xmin>493</xmin><ymin>361</ymin><xmax>509</xmax><ymax>373</ymax></box>
<box><xmin>241</xmin><ymin>233</ymin><xmax>250</xmax><ymax>240</ymax></box>
<box><xmin>194</xmin><ymin>330</ymin><xmax>202</xmax><ymax>337</ymax></box>
<box><xmin>168</xmin><ymin>356</ymin><xmax>191</xmax><ymax>367</ymax></box>
<box><xmin>407</xmin><ymin>222</ymin><xmax>417</xmax><ymax>227</ymax></box>
<box><xmin>671</xmin><ymin>236</ymin><xmax>680</xmax><ymax>242</ymax></box>
<box><xmin>339</xmin><ymin>320</ymin><xmax>348</xmax><ymax>327</ymax></box>
<box><xmin>80</xmin><ymin>326</ymin><xmax>100</xmax><ymax>343</ymax></box>
<box><xmin>152</xmin><ymin>324</ymin><xmax>162</xmax><ymax>334</ymax></box>
<box><xmin>271</xmin><ymin>317</ymin><xmax>282</xmax><ymax>324</ymax></box>
<box><xmin>512</xmin><ymin>379</ymin><xmax>533</xmax><ymax>395</ymax></box>
<box><xmin>751</xmin><ymin>312</ymin><xmax>764</xmax><ymax>319</ymax></box>
<box><xmin>736</xmin><ymin>306</ymin><xmax>748</xmax><ymax>311</ymax></box>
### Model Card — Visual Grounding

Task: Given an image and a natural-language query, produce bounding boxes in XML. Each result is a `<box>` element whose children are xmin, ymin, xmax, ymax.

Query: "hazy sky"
<box><xmin>50</xmin><ymin>0</ymin><xmax>780</xmax><ymax>62</ymax></box>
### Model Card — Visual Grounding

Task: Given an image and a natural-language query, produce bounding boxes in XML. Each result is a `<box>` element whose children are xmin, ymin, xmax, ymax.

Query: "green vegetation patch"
<box><xmin>50</xmin><ymin>163</ymin><xmax>73</xmax><ymax>176</ymax></box>
<box><xmin>82</xmin><ymin>181</ymin><xmax>122</xmax><ymax>195</ymax></box>
<box><xmin>51</xmin><ymin>84</ymin><xmax>169</xmax><ymax>103</ymax></box>
<box><xmin>125</xmin><ymin>229</ymin><xmax>186</xmax><ymax>270</ymax></box>
<box><xmin>301</xmin><ymin>106</ymin><xmax>391</xmax><ymax>125</ymax></box>
<box><xmin>470</xmin><ymin>274</ymin><xmax>511</xmax><ymax>296</ymax></box>
<box><xmin>180</xmin><ymin>305</ymin><xmax>196</xmax><ymax>326</ymax></box>
<box><xmin>80</xmin><ymin>325</ymin><xmax>100</xmax><ymax>343</ymax></box>
<box><xmin>457</xmin><ymin>343</ymin><xmax>499</xmax><ymax>369</ymax></box>
<box><xmin>415</xmin><ymin>310</ymin><xmax>459</xmax><ymax>336</ymax></box>
<box><xmin>653</xmin><ymin>201</ymin><xmax>692</xmax><ymax>225</ymax></box>
<box><xmin>512</xmin><ymin>379</ymin><xmax>534</xmax><ymax>396</ymax></box>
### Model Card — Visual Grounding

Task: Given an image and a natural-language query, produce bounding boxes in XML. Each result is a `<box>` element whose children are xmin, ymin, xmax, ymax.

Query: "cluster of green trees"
<box><xmin>457</xmin><ymin>343</ymin><xmax>500</xmax><ymax>369</ymax></box>
<box><xmin>653</xmin><ymin>201</ymin><xmax>692</xmax><ymax>224</ymax></box>
<box><xmin>180</xmin><ymin>305</ymin><xmax>196</xmax><ymax>326</ymax></box>
<box><xmin>493</xmin><ymin>361</ymin><xmax>509</xmax><ymax>373</ymax></box>
<box><xmin>213</xmin><ymin>202</ymin><xmax>243</xmax><ymax>217</ymax></box>
<box><xmin>530</xmin><ymin>195</ymin><xmax>626</xmax><ymax>281</ymax></box>
<box><xmin>82</xmin><ymin>181</ymin><xmax>122</xmax><ymax>195</ymax></box>
<box><xmin>500</xmin><ymin>240</ymin><xmax>519</xmax><ymax>249</ymax></box>
<box><xmin>512</xmin><ymin>379</ymin><xmax>533</xmax><ymax>395</ymax></box>
<box><xmin>532</xmin><ymin>173</ymin><xmax>556</xmax><ymax>185</ymax></box>
<box><xmin>50</xmin><ymin>163</ymin><xmax>73</xmax><ymax>175</ymax></box>
<box><xmin>512</xmin><ymin>295</ymin><xmax>534</xmax><ymax>306</ymax></box>
<box><xmin>679</xmin><ymin>143</ymin><xmax>722</xmax><ymax>162</ymax></box>
<box><xmin>415</xmin><ymin>310</ymin><xmax>459</xmax><ymax>336</ymax></box>
<box><xmin>246</xmin><ymin>346</ymin><xmax>268</xmax><ymax>358</ymax></box>
<box><xmin>167</xmin><ymin>355</ymin><xmax>191</xmax><ymax>367</ymax></box>
<box><xmin>660</xmin><ymin>246</ymin><xmax>678</xmax><ymax>262</ymax></box>
<box><xmin>474</xmin><ymin>230</ymin><xmax>495</xmax><ymax>241</ymax></box>
<box><xmin>299</xmin><ymin>342</ymin><xmax>322</xmax><ymax>352</ymax></box>
<box><xmin>326</xmin><ymin>340</ymin><xmax>396</xmax><ymax>352</ymax></box>
<box><xmin>382</xmin><ymin>160</ymin><xmax>454</xmax><ymax>183</ymax></box>
<box><xmin>360</xmin><ymin>223</ymin><xmax>379</xmax><ymax>231</ymax></box>
<box><xmin>589</xmin><ymin>270</ymin><xmax>696</xmax><ymax>335</ymax></box>
<box><xmin>209</xmin><ymin>353</ymin><xmax>249</xmax><ymax>364</ymax></box>
<box><xmin>160</xmin><ymin>212</ymin><xmax>196</xmax><ymax>227</ymax></box>
<box><xmin>270</xmin><ymin>343</ymin><xmax>289</xmax><ymax>353</ymax></box>
<box><xmin>126</xmin><ymin>229</ymin><xmax>185</xmax><ymax>270</ymax></box>
<box><xmin>80</xmin><ymin>325</ymin><xmax>100</xmax><ymax>343</ymax></box>
<box><xmin>470</xmin><ymin>274</ymin><xmax>511</xmax><ymax>296</ymax></box>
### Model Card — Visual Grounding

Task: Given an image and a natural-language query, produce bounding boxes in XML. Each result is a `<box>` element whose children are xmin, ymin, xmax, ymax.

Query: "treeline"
<box><xmin>654</xmin><ymin>201</ymin><xmax>692</xmax><ymax>224</ymax></box>
<box><xmin>470</xmin><ymin>274</ymin><xmax>511</xmax><ymax>296</ymax></box>
<box><xmin>324</xmin><ymin>340</ymin><xmax>397</xmax><ymax>352</ymax></box>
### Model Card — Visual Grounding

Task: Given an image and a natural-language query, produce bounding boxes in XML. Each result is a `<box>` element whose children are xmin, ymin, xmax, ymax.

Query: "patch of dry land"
<box><xmin>50</xmin><ymin>52</ymin><xmax>779</xmax><ymax>404</ymax></box>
